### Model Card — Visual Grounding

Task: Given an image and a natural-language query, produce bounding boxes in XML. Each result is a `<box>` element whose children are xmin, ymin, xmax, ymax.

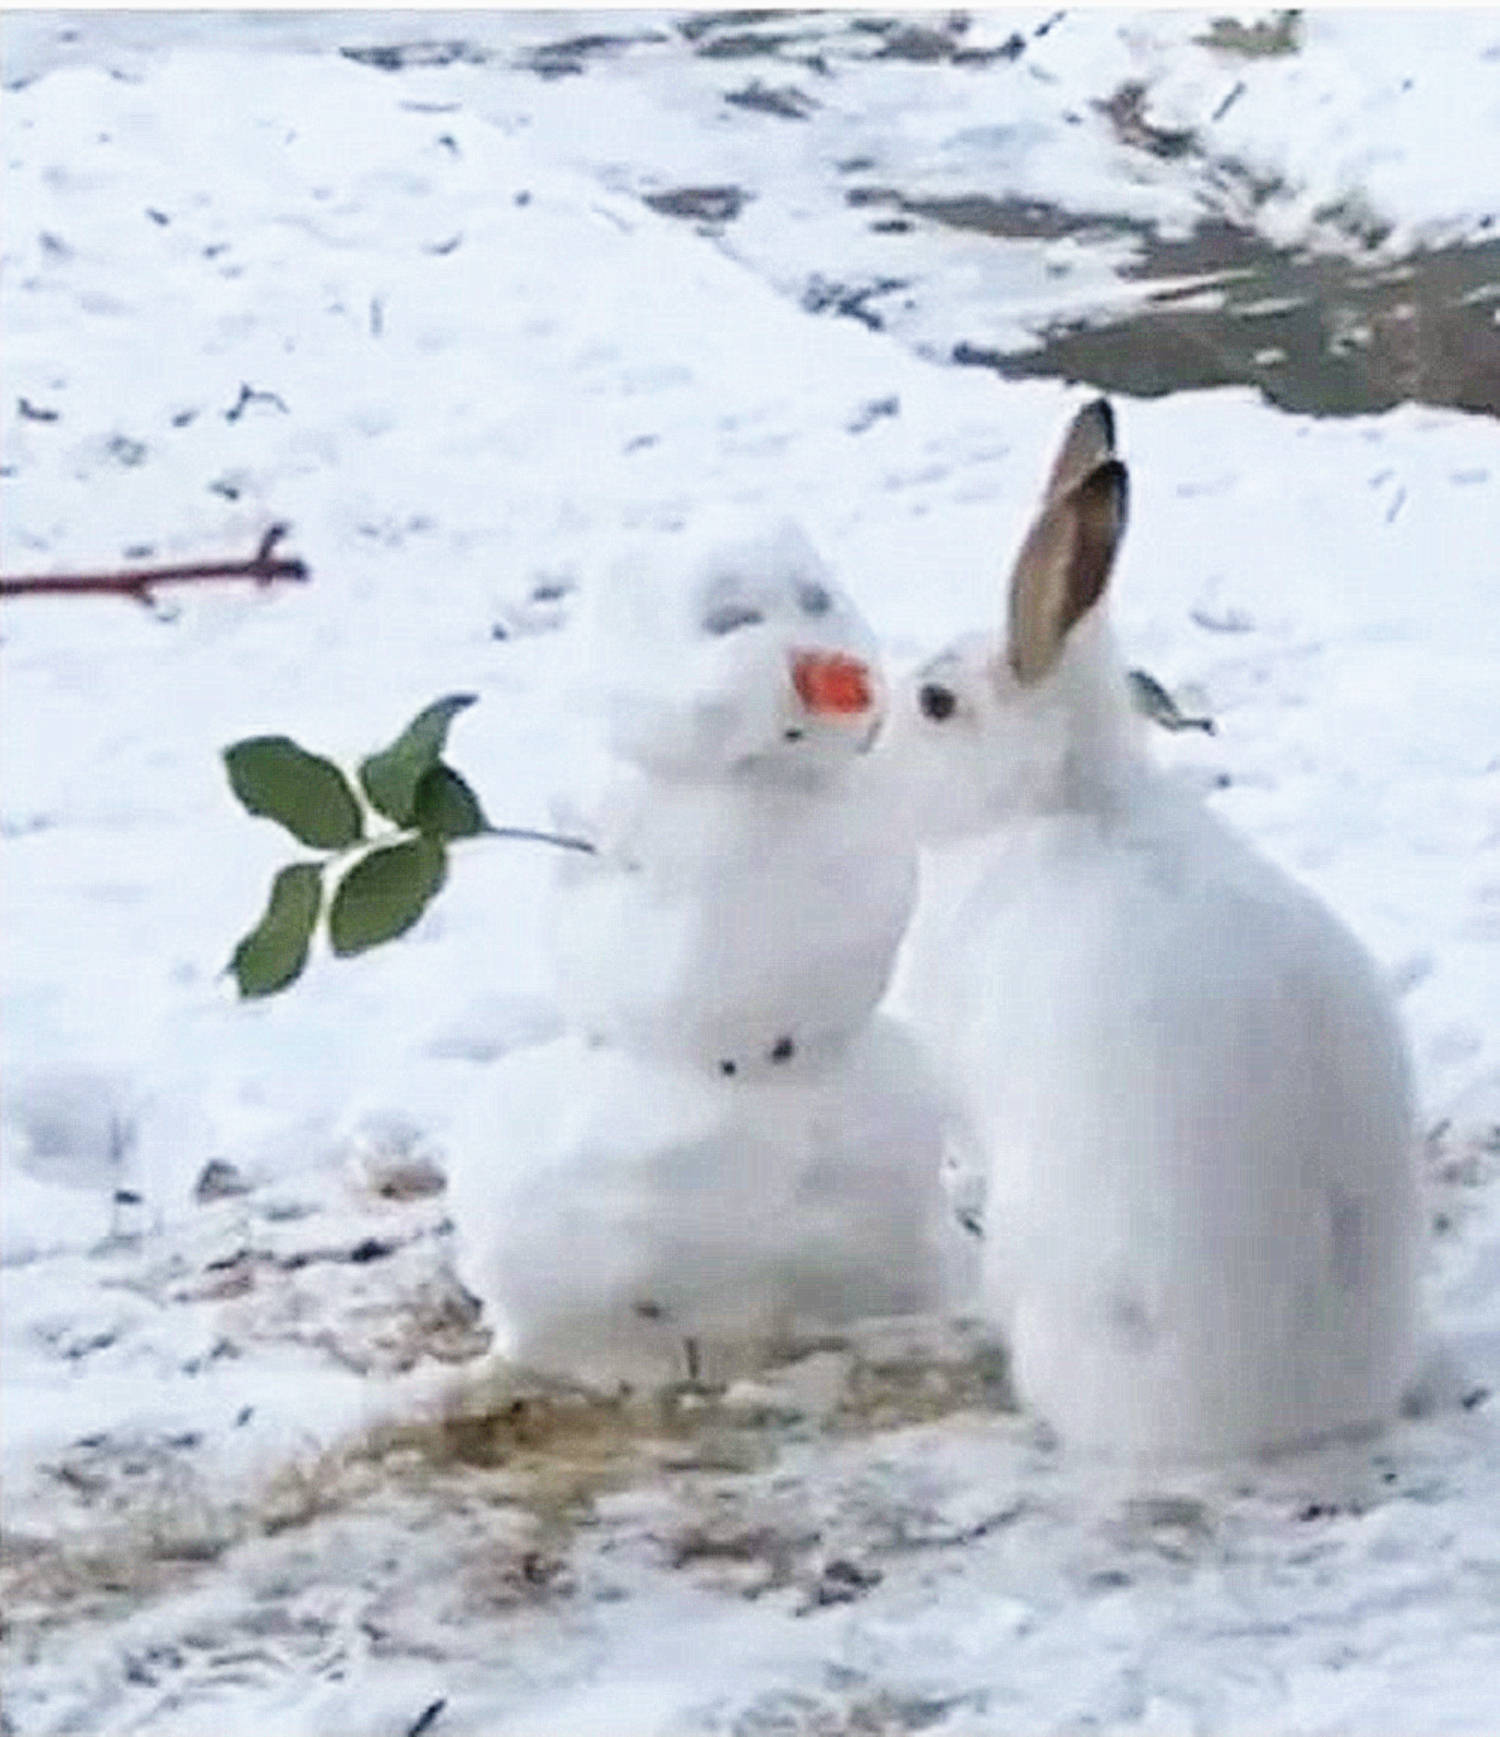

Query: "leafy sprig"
<box><xmin>224</xmin><ymin>694</ymin><xmax>590</xmax><ymax>998</ymax></box>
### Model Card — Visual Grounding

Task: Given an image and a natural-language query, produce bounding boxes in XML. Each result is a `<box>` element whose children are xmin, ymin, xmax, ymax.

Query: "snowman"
<box><xmin>444</xmin><ymin>513</ymin><xmax>971</xmax><ymax>1389</ymax></box>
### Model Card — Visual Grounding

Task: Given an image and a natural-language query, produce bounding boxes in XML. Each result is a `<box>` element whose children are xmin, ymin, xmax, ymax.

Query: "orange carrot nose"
<box><xmin>790</xmin><ymin>649</ymin><xmax>875</xmax><ymax>716</ymax></box>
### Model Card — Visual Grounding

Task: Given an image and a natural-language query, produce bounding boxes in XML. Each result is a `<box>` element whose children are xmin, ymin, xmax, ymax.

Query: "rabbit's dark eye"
<box><xmin>702</xmin><ymin>602</ymin><xmax>764</xmax><ymax>636</ymax></box>
<box><xmin>796</xmin><ymin>580</ymin><xmax>833</xmax><ymax>617</ymax></box>
<box><xmin>919</xmin><ymin>682</ymin><xmax>958</xmax><ymax>723</ymax></box>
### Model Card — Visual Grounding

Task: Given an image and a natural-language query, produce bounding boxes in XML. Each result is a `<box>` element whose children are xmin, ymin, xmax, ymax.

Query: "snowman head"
<box><xmin>586</xmin><ymin>514</ymin><xmax>885</xmax><ymax>783</ymax></box>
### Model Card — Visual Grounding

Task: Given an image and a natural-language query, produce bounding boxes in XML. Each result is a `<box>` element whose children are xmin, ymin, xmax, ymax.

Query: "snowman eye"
<box><xmin>796</xmin><ymin>581</ymin><xmax>833</xmax><ymax>617</ymax></box>
<box><xmin>918</xmin><ymin>682</ymin><xmax>958</xmax><ymax>723</ymax></box>
<box><xmin>702</xmin><ymin>601</ymin><xmax>764</xmax><ymax>637</ymax></box>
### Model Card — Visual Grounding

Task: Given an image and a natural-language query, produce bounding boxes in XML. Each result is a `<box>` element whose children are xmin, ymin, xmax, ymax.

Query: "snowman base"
<box><xmin>443</xmin><ymin>1019</ymin><xmax>975</xmax><ymax>1393</ymax></box>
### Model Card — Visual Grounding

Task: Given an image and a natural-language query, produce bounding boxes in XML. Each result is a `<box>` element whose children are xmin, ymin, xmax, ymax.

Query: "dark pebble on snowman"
<box><xmin>769</xmin><ymin>1035</ymin><xmax>796</xmax><ymax>1063</ymax></box>
<box><xmin>719</xmin><ymin>1059</ymin><xmax>738</xmax><ymax>1077</ymax></box>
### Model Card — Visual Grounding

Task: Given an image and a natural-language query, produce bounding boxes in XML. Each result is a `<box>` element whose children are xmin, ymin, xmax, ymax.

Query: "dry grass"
<box><xmin>1</xmin><ymin>1502</ymin><xmax>239</xmax><ymax>1631</ymax></box>
<box><xmin>359</xmin><ymin>1320</ymin><xmax>1010</xmax><ymax>1492</ymax></box>
<box><xmin>1196</xmin><ymin>12</ymin><xmax>1304</xmax><ymax>58</ymax></box>
<box><xmin>1</xmin><ymin>1325</ymin><xmax>1012</xmax><ymax>1647</ymax></box>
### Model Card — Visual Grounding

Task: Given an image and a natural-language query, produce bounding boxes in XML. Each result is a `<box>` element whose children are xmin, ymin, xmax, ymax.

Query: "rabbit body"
<box><xmin>886</xmin><ymin>400</ymin><xmax>1420</xmax><ymax>1460</ymax></box>
<box><xmin>905</xmin><ymin>774</ymin><xmax>1417</xmax><ymax>1460</ymax></box>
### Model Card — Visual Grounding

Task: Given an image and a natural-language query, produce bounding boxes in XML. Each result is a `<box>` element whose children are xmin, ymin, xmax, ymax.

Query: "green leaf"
<box><xmin>411</xmin><ymin>763</ymin><xmax>488</xmax><ymax>840</ymax></box>
<box><xmin>230</xmin><ymin>862</ymin><xmax>323</xmax><ymax>998</ymax></box>
<box><xmin>359</xmin><ymin>694</ymin><xmax>478</xmax><ymax>827</ymax></box>
<box><xmin>328</xmin><ymin>837</ymin><xmax>447</xmax><ymax>957</ymax></box>
<box><xmin>224</xmin><ymin>736</ymin><xmax>363</xmax><ymax>850</ymax></box>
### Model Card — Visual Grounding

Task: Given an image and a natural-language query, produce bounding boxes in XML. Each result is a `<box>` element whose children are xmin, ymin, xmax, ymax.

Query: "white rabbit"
<box><xmin>550</xmin><ymin>513</ymin><xmax>916</xmax><ymax>1075</ymax></box>
<box><xmin>883</xmin><ymin>399</ymin><xmax>1420</xmax><ymax>1461</ymax></box>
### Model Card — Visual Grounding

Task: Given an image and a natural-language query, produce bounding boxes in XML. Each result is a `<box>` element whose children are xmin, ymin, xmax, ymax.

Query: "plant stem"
<box><xmin>484</xmin><ymin>826</ymin><xmax>597</xmax><ymax>855</ymax></box>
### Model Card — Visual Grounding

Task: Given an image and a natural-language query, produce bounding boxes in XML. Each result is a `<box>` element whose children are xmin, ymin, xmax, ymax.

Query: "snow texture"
<box><xmin>4</xmin><ymin>10</ymin><xmax>1500</xmax><ymax>1735</ymax></box>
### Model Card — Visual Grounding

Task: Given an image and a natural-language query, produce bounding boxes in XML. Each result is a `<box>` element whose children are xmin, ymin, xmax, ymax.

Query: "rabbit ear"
<box><xmin>1005</xmin><ymin>459</ymin><xmax>1129</xmax><ymax>686</ymax></box>
<box><xmin>1043</xmin><ymin>398</ymin><xmax>1115</xmax><ymax>503</ymax></box>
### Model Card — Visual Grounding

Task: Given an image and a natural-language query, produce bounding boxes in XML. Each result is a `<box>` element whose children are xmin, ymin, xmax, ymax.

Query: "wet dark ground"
<box><xmin>8</xmin><ymin>7</ymin><xmax>1499</xmax><ymax>422</ymax></box>
<box><xmin>530</xmin><ymin>10</ymin><xmax>1500</xmax><ymax>422</ymax></box>
<box><xmin>602</xmin><ymin>10</ymin><xmax>1500</xmax><ymax>422</ymax></box>
<box><xmin>934</xmin><ymin>209</ymin><xmax>1500</xmax><ymax>420</ymax></box>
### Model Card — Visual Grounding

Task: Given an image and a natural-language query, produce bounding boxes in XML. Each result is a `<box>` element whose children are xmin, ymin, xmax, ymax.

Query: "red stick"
<box><xmin>0</xmin><ymin>525</ymin><xmax>310</xmax><ymax>601</ymax></box>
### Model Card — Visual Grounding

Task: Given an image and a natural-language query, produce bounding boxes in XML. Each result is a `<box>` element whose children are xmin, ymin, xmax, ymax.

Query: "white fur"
<box><xmin>883</xmin><ymin>412</ymin><xmax>1420</xmax><ymax>1462</ymax></box>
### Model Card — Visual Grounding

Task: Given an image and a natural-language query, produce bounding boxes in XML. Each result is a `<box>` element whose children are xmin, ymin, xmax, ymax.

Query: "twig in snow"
<box><xmin>224</xmin><ymin>383</ymin><xmax>289</xmax><ymax>422</ymax></box>
<box><xmin>1212</xmin><ymin>79</ymin><xmax>1248</xmax><ymax>122</ymax></box>
<box><xmin>406</xmin><ymin>1699</ymin><xmax>447</xmax><ymax>1737</ymax></box>
<box><xmin>0</xmin><ymin>525</ymin><xmax>310</xmax><ymax>603</ymax></box>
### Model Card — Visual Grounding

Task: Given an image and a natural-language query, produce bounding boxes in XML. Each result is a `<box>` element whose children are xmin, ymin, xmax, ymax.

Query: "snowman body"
<box><xmin>447</xmin><ymin>516</ymin><xmax>969</xmax><ymax>1386</ymax></box>
<box><xmin>449</xmin><ymin>1019</ymin><xmax>962</xmax><ymax>1388</ymax></box>
<box><xmin>550</xmin><ymin>514</ymin><xmax>909</xmax><ymax>1066</ymax></box>
<box><xmin>552</xmin><ymin>760</ymin><xmax>916</xmax><ymax>1074</ymax></box>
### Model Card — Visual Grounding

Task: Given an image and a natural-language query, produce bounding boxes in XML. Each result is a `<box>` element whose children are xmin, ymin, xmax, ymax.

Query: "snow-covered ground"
<box><xmin>3</xmin><ymin>10</ymin><xmax>1500</xmax><ymax>1734</ymax></box>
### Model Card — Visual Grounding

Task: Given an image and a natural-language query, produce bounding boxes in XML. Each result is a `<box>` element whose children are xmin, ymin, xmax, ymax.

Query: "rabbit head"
<box><xmin>586</xmin><ymin>512</ymin><xmax>886</xmax><ymax>783</ymax></box>
<box><xmin>883</xmin><ymin>400</ymin><xmax>1141</xmax><ymax>840</ymax></box>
